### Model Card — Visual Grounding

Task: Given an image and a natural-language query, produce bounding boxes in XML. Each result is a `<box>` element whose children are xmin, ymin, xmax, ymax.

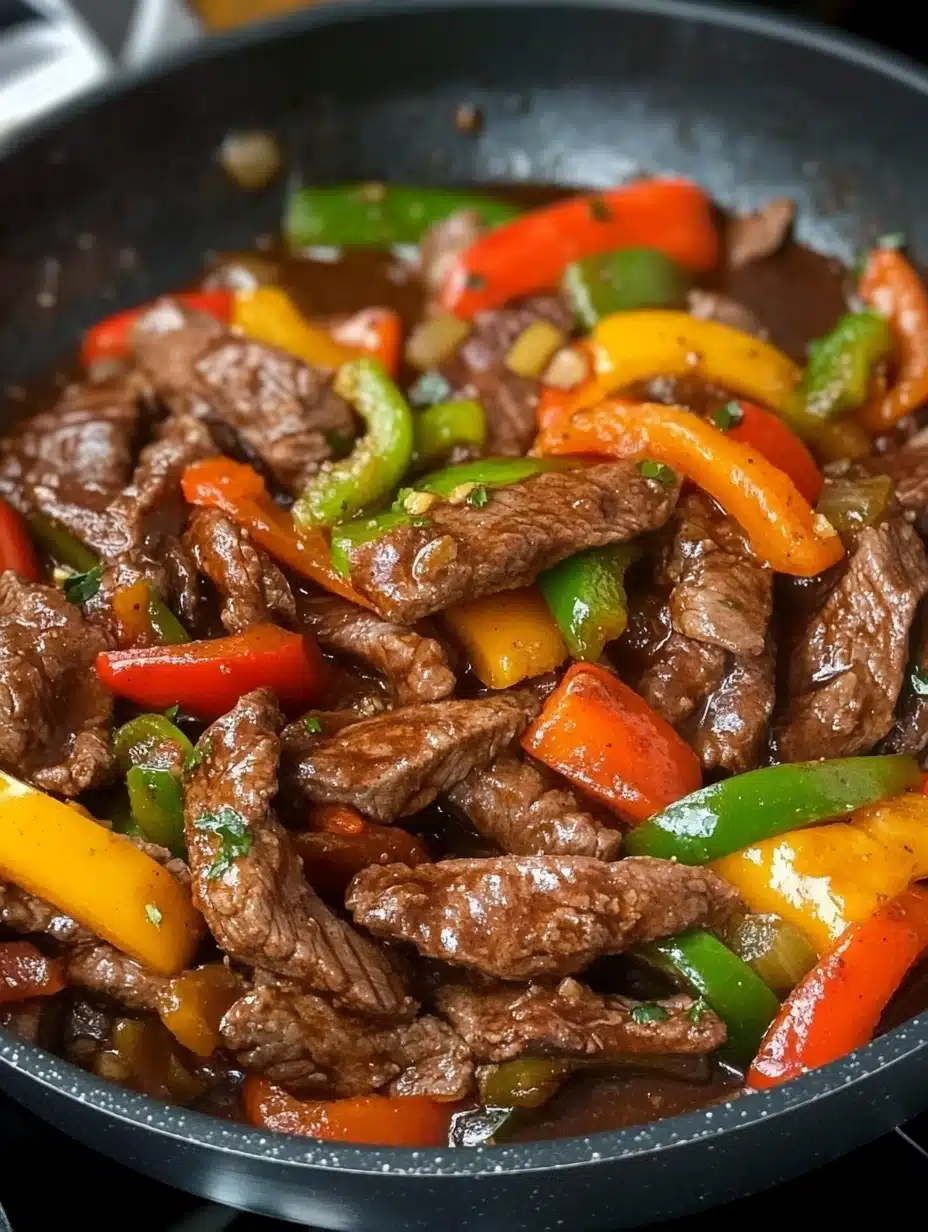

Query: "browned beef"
<box><xmin>726</xmin><ymin>199</ymin><xmax>796</xmax><ymax>268</ymax></box>
<box><xmin>295</xmin><ymin>590</ymin><xmax>455</xmax><ymax>705</ymax></box>
<box><xmin>64</xmin><ymin>943</ymin><xmax>167</xmax><ymax>1012</ymax></box>
<box><xmin>883</xmin><ymin>606</ymin><xmax>928</xmax><ymax>757</ymax></box>
<box><xmin>184</xmin><ymin>689</ymin><xmax>411</xmax><ymax>1017</ymax></box>
<box><xmin>776</xmin><ymin>516</ymin><xmax>928</xmax><ymax>761</ymax></box>
<box><xmin>0</xmin><ymin>999</ymin><xmax>58</xmax><ymax>1047</ymax></box>
<box><xmin>283</xmin><ymin>691</ymin><xmax>540</xmax><ymax>823</ymax></box>
<box><xmin>867</xmin><ymin>445</ymin><xmax>928</xmax><ymax>535</ymax></box>
<box><xmin>685</xmin><ymin>289</ymin><xmax>767</xmax><ymax>338</ymax></box>
<box><xmin>0</xmin><ymin>573</ymin><xmax>114</xmax><ymax>795</ymax></box>
<box><xmin>221</xmin><ymin>984</ymin><xmax>472</xmax><ymax>1098</ymax></box>
<box><xmin>344</xmin><ymin>462</ymin><xmax>680</xmax><ymax>624</ymax></box>
<box><xmin>692</xmin><ymin>642</ymin><xmax>777</xmax><ymax>773</ymax></box>
<box><xmin>419</xmin><ymin>210</ymin><xmax>481</xmax><ymax>303</ymax></box>
<box><xmin>133</xmin><ymin>300</ymin><xmax>355</xmax><ymax>492</ymax></box>
<box><xmin>0</xmin><ymin>879</ymin><xmax>90</xmax><ymax>945</ymax></box>
<box><xmin>435</xmin><ymin>978</ymin><xmax>726</xmax><ymax>1062</ymax></box>
<box><xmin>347</xmin><ymin>855</ymin><xmax>739</xmax><ymax>981</ymax></box>
<box><xmin>445</xmin><ymin>756</ymin><xmax>622</xmax><ymax>859</ymax></box>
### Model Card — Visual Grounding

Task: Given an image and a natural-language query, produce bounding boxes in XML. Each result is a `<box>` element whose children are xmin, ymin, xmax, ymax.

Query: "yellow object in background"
<box><xmin>443</xmin><ymin>587</ymin><xmax>568</xmax><ymax>690</ymax></box>
<box><xmin>194</xmin><ymin>0</ymin><xmax>328</xmax><ymax>30</ymax></box>
<box><xmin>233</xmin><ymin>287</ymin><xmax>354</xmax><ymax>371</ymax></box>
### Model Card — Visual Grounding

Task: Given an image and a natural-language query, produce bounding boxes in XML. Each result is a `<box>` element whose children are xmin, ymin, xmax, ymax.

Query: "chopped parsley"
<box><xmin>630</xmin><ymin>1002</ymin><xmax>670</xmax><ymax>1025</ymax></box>
<box><xmin>713</xmin><ymin>400</ymin><xmax>744</xmax><ymax>431</ymax></box>
<box><xmin>144</xmin><ymin>903</ymin><xmax>163</xmax><ymax>928</ymax></box>
<box><xmin>303</xmin><ymin>715</ymin><xmax>323</xmax><ymax>734</ymax></box>
<box><xmin>687</xmin><ymin>997</ymin><xmax>710</xmax><ymax>1025</ymax></box>
<box><xmin>637</xmin><ymin>459</ymin><xmax>677</xmax><ymax>488</ymax></box>
<box><xmin>467</xmin><ymin>484</ymin><xmax>489</xmax><ymax>508</ymax></box>
<box><xmin>63</xmin><ymin>564</ymin><xmax>104</xmax><ymax>605</ymax></box>
<box><xmin>409</xmin><ymin>370</ymin><xmax>452</xmax><ymax>408</ymax></box>
<box><xmin>194</xmin><ymin>805</ymin><xmax>253</xmax><ymax>881</ymax></box>
<box><xmin>184</xmin><ymin>746</ymin><xmax>204</xmax><ymax>773</ymax></box>
<box><xmin>589</xmin><ymin>198</ymin><xmax>614</xmax><ymax>223</ymax></box>
<box><xmin>411</xmin><ymin>515</ymin><xmax>432</xmax><ymax>528</ymax></box>
<box><xmin>910</xmin><ymin>667</ymin><xmax>928</xmax><ymax>697</ymax></box>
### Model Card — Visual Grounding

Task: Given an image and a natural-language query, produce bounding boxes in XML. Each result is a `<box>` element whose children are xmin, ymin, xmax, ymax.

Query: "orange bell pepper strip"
<box><xmin>81</xmin><ymin>291</ymin><xmax>234</xmax><ymax>366</ymax></box>
<box><xmin>716</xmin><ymin>401</ymin><xmax>823</xmax><ymax>505</ymax></box>
<box><xmin>330</xmin><ymin>307</ymin><xmax>403</xmax><ymax>379</ymax></box>
<box><xmin>0</xmin><ymin>940</ymin><xmax>66</xmax><ymax>1005</ymax></box>
<box><xmin>747</xmin><ymin>885</ymin><xmax>928</xmax><ymax>1089</ymax></box>
<box><xmin>858</xmin><ymin>247</ymin><xmax>928</xmax><ymax>431</ymax></box>
<box><xmin>181</xmin><ymin>457</ymin><xmax>373</xmax><ymax>608</ymax></box>
<box><xmin>156</xmin><ymin>964</ymin><xmax>244</xmax><ymax>1057</ymax></box>
<box><xmin>294</xmin><ymin>804</ymin><xmax>431</xmax><ymax>898</ymax></box>
<box><xmin>0</xmin><ymin>496</ymin><xmax>41</xmax><ymax>581</ymax></box>
<box><xmin>522</xmin><ymin>662</ymin><xmax>701</xmax><ymax>823</ymax></box>
<box><xmin>440</xmin><ymin>180</ymin><xmax>719</xmax><ymax>319</ymax></box>
<box><xmin>242</xmin><ymin>1078</ymin><xmax>455</xmax><ymax>1146</ymax></box>
<box><xmin>443</xmin><ymin>587</ymin><xmax>568</xmax><ymax>690</ymax></box>
<box><xmin>537</xmin><ymin>399</ymin><xmax>844</xmax><ymax>577</ymax></box>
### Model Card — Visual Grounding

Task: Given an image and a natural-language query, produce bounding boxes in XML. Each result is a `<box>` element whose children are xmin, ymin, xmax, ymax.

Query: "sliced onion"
<box><xmin>218</xmin><ymin>131</ymin><xmax>282</xmax><ymax>191</ymax></box>
<box><xmin>543</xmin><ymin>344</ymin><xmax>590</xmax><ymax>390</ymax></box>
<box><xmin>505</xmin><ymin>320</ymin><xmax>566</xmax><ymax>378</ymax></box>
<box><xmin>405</xmin><ymin>314</ymin><xmax>471</xmax><ymax>370</ymax></box>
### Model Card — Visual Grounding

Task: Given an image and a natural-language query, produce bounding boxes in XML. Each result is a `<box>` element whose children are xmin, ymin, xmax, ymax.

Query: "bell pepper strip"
<box><xmin>113</xmin><ymin>713</ymin><xmax>196</xmax><ymax>773</ymax></box>
<box><xmin>522</xmin><ymin>662</ymin><xmax>701</xmax><ymax>823</ymax></box>
<box><xmin>294</xmin><ymin>804</ymin><xmax>431</xmax><ymax>898</ymax></box>
<box><xmin>331</xmin><ymin>510</ymin><xmax>410</xmax><ymax>579</ymax></box>
<box><xmin>292</xmin><ymin>358</ymin><xmax>414</xmax><ymax>527</ymax></box>
<box><xmin>243</xmin><ymin>1078</ymin><xmax>455</xmax><ymax>1146</ymax></box>
<box><xmin>793</xmin><ymin>311</ymin><xmax>892</xmax><ymax>437</ymax></box>
<box><xmin>0</xmin><ymin>940</ymin><xmax>66</xmax><ymax>1005</ymax></box>
<box><xmin>440</xmin><ymin>180</ymin><xmax>718</xmax><ymax>319</ymax></box>
<box><xmin>640</xmin><ymin>929</ymin><xmax>780</xmax><ymax>1066</ymax></box>
<box><xmin>156</xmin><ymin>963</ymin><xmax>244</xmax><ymax>1057</ymax></box>
<box><xmin>180</xmin><ymin>457</ymin><xmax>373</xmax><ymax>608</ymax></box>
<box><xmin>330</xmin><ymin>307</ymin><xmax>403</xmax><ymax>379</ymax></box>
<box><xmin>26</xmin><ymin>513</ymin><xmax>98</xmax><ymax>573</ymax></box>
<box><xmin>0</xmin><ymin>770</ymin><xmax>202</xmax><ymax>974</ymax></box>
<box><xmin>536</xmin><ymin>399</ymin><xmax>844</xmax><ymax>577</ymax></box>
<box><xmin>714</xmin><ymin>400</ymin><xmax>823</xmax><ymax>506</ymax></box>
<box><xmin>747</xmin><ymin>886</ymin><xmax>928</xmax><ymax>1089</ymax></box>
<box><xmin>859</xmin><ymin>247</ymin><xmax>928</xmax><ymax>431</ymax></box>
<box><xmin>111</xmin><ymin>579</ymin><xmax>190</xmax><ymax>650</ymax></box>
<box><xmin>413</xmin><ymin>456</ymin><xmax>566</xmax><ymax>499</ymax></box>
<box><xmin>81</xmin><ymin>290</ymin><xmax>234</xmax><ymax>366</ymax></box>
<box><xmin>113</xmin><ymin>711</ymin><xmax>195</xmax><ymax>857</ymax></box>
<box><xmin>816</xmin><ymin>474</ymin><xmax>894</xmax><ymax>535</ymax></box>
<box><xmin>231</xmin><ymin>285</ymin><xmax>355</xmax><ymax>372</ymax></box>
<box><xmin>713</xmin><ymin>791</ymin><xmax>928</xmax><ymax>955</ymax></box>
<box><xmin>0</xmin><ymin>496</ymin><xmax>40</xmax><ymax>581</ymax></box>
<box><xmin>722</xmin><ymin>913</ymin><xmax>818</xmax><ymax>999</ymax></box>
<box><xmin>538</xmin><ymin>544</ymin><xmax>638</xmax><ymax>661</ymax></box>
<box><xmin>96</xmin><ymin>624</ymin><xmax>326</xmax><ymax>720</ymax></box>
<box><xmin>413</xmin><ymin>399</ymin><xmax>487</xmax><ymax>466</ymax></box>
<box><xmin>623</xmin><ymin>755</ymin><xmax>918</xmax><ymax>865</ymax></box>
<box><xmin>443</xmin><ymin>587</ymin><xmax>568</xmax><ymax>691</ymax></box>
<box><xmin>561</xmin><ymin>246</ymin><xmax>688</xmax><ymax>329</ymax></box>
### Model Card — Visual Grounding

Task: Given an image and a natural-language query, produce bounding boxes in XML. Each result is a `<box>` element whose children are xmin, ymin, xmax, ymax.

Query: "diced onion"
<box><xmin>505</xmin><ymin>320</ymin><xmax>566</xmax><ymax>378</ymax></box>
<box><xmin>405</xmin><ymin>315</ymin><xmax>471</xmax><ymax>370</ymax></box>
<box><xmin>543</xmin><ymin>345</ymin><xmax>590</xmax><ymax>390</ymax></box>
<box><xmin>218</xmin><ymin>131</ymin><xmax>282</xmax><ymax>191</ymax></box>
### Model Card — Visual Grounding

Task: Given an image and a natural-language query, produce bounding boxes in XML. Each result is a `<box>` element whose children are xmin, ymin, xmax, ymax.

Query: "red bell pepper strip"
<box><xmin>0</xmin><ymin>496</ymin><xmax>41</xmax><ymax>581</ymax></box>
<box><xmin>81</xmin><ymin>291</ymin><xmax>234</xmax><ymax>366</ymax></box>
<box><xmin>716</xmin><ymin>401</ymin><xmax>823</xmax><ymax>506</ymax></box>
<box><xmin>242</xmin><ymin>1078</ymin><xmax>454</xmax><ymax>1146</ymax></box>
<box><xmin>440</xmin><ymin>179</ymin><xmax>719</xmax><ymax>319</ymax></box>
<box><xmin>95</xmin><ymin>624</ymin><xmax>325</xmax><ymax>720</ymax></box>
<box><xmin>0</xmin><ymin>940</ymin><xmax>66</xmax><ymax>1005</ymax></box>
<box><xmin>330</xmin><ymin>308</ymin><xmax>403</xmax><ymax>379</ymax></box>
<box><xmin>859</xmin><ymin>248</ymin><xmax>928</xmax><ymax>432</ymax></box>
<box><xmin>747</xmin><ymin>885</ymin><xmax>928</xmax><ymax>1090</ymax></box>
<box><xmin>294</xmin><ymin>804</ymin><xmax>431</xmax><ymax>898</ymax></box>
<box><xmin>522</xmin><ymin>662</ymin><xmax>701</xmax><ymax>823</ymax></box>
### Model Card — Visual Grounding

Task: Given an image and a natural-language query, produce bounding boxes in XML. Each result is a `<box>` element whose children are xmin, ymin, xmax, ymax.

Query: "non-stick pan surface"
<box><xmin>2</xmin><ymin>2</ymin><xmax>928</xmax><ymax>1228</ymax></box>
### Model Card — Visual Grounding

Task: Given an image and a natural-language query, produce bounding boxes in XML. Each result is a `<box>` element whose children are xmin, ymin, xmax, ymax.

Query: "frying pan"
<box><xmin>2</xmin><ymin>1</ymin><xmax>928</xmax><ymax>1226</ymax></box>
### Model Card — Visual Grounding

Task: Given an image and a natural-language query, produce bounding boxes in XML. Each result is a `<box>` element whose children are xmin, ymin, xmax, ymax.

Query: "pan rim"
<box><xmin>3</xmin><ymin>0</ymin><xmax>928</xmax><ymax>1180</ymax></box>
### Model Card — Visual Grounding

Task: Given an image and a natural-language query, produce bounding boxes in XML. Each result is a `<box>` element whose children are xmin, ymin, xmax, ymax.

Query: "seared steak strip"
<box><xmin>64</xmin><ymin>943</ymin><xmax>167</xmax><ymax>1013</ymax></box>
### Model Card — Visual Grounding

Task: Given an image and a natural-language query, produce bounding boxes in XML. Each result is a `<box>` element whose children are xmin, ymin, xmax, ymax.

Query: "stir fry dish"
<box><xmin>4</xmin><ymin>175</ymin><xmax>928</xmax><ymax>1150</ymax></box>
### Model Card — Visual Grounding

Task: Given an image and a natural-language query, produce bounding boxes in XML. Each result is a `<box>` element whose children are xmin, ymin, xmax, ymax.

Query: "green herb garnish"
<box><xmin>713</xmin><ymin>400</ymin><xmax>744</xmax><ymax>431</ymax></box>
<box><xmin>63</xmin><ymin>564</ymin><xmax>104</xmax><ymax>605</ymax></box>
<box><xmin>637</xmin><ymin>459</ymin><xmax>677</xmax><ymax>488</ymax></box>
<box><xmin>630</xmin><ymin>1002</ymin><xmax>670</xmax><ymax>1025</ymax></box>
<box><xmin>467</xmin><ymin>484</ymin><xmax>489</xmax><ymax>508</ymax></box>
<box><xmin>194</xmin><ymin>805</ymin><xmax>253</xmax><ymax>881</ymax></box>
<box><xmin>303</xmin><ymin>715</ymin><xmax>323</xmax><ymax>734</ymax></box>
<box><xmin>163</xmin><ymin>705</ymin><xmax>180</xmax><ymax>723</ymax></box>
<box><xmin>687</xmin><ymin>997</ymin><xmax>710</xmax><ymax>1025</ymax></box>
<box><xmin>409</xmin><ymin>370</ymin><xmax>453</xmax><ymax>409</ymax></box>
<box><xmin>910</xmin><ymin>667</ymin><xmax>928</xmax><ymax>697</ymax></box>
<box><xmin>144</xmin><ymin>904</ymin><xmax>162</xmax><ymax>928</ymax></box>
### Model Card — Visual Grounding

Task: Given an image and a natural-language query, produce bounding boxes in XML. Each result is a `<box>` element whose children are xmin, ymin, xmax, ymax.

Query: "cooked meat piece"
<box><xmin>691</xmin><ymin>640</ymin><xmax>776</xmax><ymax>774</ymax></box>
<box><xmin>0</xmin><ymin>879</ymin><xmax>90</xmax><ymax>945</ymax></box>
<box><xmin>347</xmin><ymin>855</ymin><xmax>739</xmax><ymax>981</ymax></box>
<box><xmin>61</xmin><ymin>996</ymin><xmax>115</xmax><ymax>1068</ymax></box>
<box><xmin>283</xmin><ymin>691</ymin><xmax>540</xmax><ymax>823</ymax></box>
<box><xmin>344</xmin><ymin>461</ymin><xmax>680</xmax><ymax>624</ymax></box>
<box><xmin>438</xmin><ymin>296</ymin><xmax>573</xmax><ymax>456</ymax></box>
<box><xmin>777</xmin><ymin>517</ymin><xmax>928</xmax><ymax>761</ymax></box>
<box><xmin>184</xmin><ymin>689</ymin><xmax>411</xmax><ymax>1017</ymax></box>
<box><xmin>883</xmin><ymin>607</ymin><xmax>928</xmax><ymax>757</ymax></box>
<box><xmin>685</xmin><ymin>289</ymin><xmax>767</xmax><ymax>338</ymax></box>
<box><xmin>0</xmin><ymin>998</ymin><xmax>59</xmax><ymax>1047</ymax></box>
<box><xmin>436</xmin><ymin>978</ymin><xmax>726</xmax><ymax>1062</ymax></box>
<box><xmin>184</xmin><ymin>507</ymin><xmax>296</xmax><ymax>634</ymax></box>
<box><xmin>638</xmin><ymin>628</ymin><xmax>727</xmax><ymax>727</ymax></box>
<box><xmin>867</xmin><ymin>445</ymin><xmax>928</xmax><ymax>536</ymax></box>
<box><xmin>445</xmin><ymin>756</ymin><xmax>622</xmax><ymax>859</ymax></box>
<box><xmin>418</xmin><ymin>210</ymin><xmax>482</xmax><ymax>302</ymax></box>
<box><xmin>726</xmin><ymin>199</ymin><xmax>796</xmax><ymax>269</ymax></box>
<box><xmin>221</xmin><ymin>984</ymin><xmax>472</xmax><ymax>1098</ymax></box>
<box><xmin>64</xmin><ymin>942</ymin><xmax>167</xmax><ymax>1013</ymax></box>
<box><xmin>295</xmin><ymin>590</ymin><xmax>455</xmax><ymax>705</ymax></box>
<box><xmin>133</xmin><ymin>300</ymin><xmax>355</xmax><ymax>492</ymax></box>
<box><xmin>0</xmin><ymin>573</ymin><xmax>114</xmax><ymax>795</ymax></box>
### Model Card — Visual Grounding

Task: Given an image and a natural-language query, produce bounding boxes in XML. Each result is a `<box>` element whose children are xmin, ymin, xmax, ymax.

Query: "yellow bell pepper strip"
<box><xmin>713</xmin><ymin>791</ymin><xmax>928</xmax><ymax>955</ymax></box>
<box><xmin>0</xmin><ymin>770</ymin><xmax>202</xmax><ymax>975</ymax></box>
<box><xmin>442</xmin><ymin>587</ymin><xmax>568</xmax><ymax>690</ymax></box>
<box><xmin>156</xmin><ymin>963</ymin><xmax>244</xmax><ymax>1056</ymax></box>
<box><xmin>537</xmin><ymin>398</ymin><xmax>844</xmax><ymax>577</ymax></box>
<box><xmin>231</xmin><ymin>285</ymin><xmax>355</xmax><ymax>372</ymax></box>
<box><xmin>111</xmin><ymin>578</ymin><xmax>190</xmax><ymax>649</ymax></box>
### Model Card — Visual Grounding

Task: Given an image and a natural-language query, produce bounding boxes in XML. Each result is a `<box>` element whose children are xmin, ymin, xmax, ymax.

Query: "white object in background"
<box><xmin>122</xmin><ymin>0</ymin><xmax>201</xmax><ymax>69</ymax></box>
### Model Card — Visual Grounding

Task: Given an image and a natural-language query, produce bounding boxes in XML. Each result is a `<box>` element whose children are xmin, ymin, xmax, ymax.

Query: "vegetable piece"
<box><xmin>443</xmin><ymin>587</ymin><xmax>568</xmax><ymax>690</ymax></box>
<box><xmin>292</xmin><ymin>358</ymin><xmax>414</xmax><ymax>527</ymax></box>
<box><xmin>562</xmin><ymin>246</ymin><xmax>688</xmax><ymax>328</ymax></box>
<box><xmin>543</xmin><ymin>342</ymin><xmax>593</xmax><ymax>392</ymax></box>
<box><xmin>126</xmin><ymin>769</ymin><xmax>186</xmax><ymax>857</ymax></box>
<box><xmin>96</xmin><ymin>624</ymin><xmax>326</xmax><ymax>720</ymax></box>
<box><xmin>95</xmin><ymin>1017</ymin><xmax>204</xmax><ymax>1104</ymax></box>
<box><xmin>26</xmin><ymin>513</ymin><xmax>99</xmax><ymax>573</ymax></box>
<box><xmin>330</xmin><ymin>307</ymin><xmax>403</xmax><ymax>378</ymax></box>
<box><xmin>218</xmin><ymin>130</ymin><xmax>282</xmax><ymax>190</ymax></box>
<box><xmin>450</xmin><ymin>1106</ymin><xmax>520</xmax><ymax>1147</ymax></box>
<box><xmin>713</xmin><ymin>790</ymin><xmax>928</xmax><ymax>955</ymax></box>
<box><xmin>243</xmin><ymin>1078</ymin><xmax>454</xmax><ymax>1146</ymax></box>
<box><xmin>111</xmin><ymin>579</ymin><xmax>189</xmax><ymax>649</ymax></box>
<box><xmin>522</xmin><ymin>662</ymin><xmax>701</xmax><ymax>822</ymax></box>
<box><xmin>815</xmin><ymin>475</ymin><xmax>893</xmax><ymax>535</ymax></box>
<box><xmin>295</xmin><ymin>805</ymin><xmax>430</xmax><ymax>897</ymax></box>
<box><xmin>440</xmin><ymin>180</ymin><xmax>718</xmax><ymax>318</ymax></box>
<box><xmin>0</xmin><ymin>770</ymin><xmax>202</xmax><ymax>974</ymax></box>
<box><xmin>157</xmin><ymin>963</ymin><xmax>244</xmax><ymax>1057</ymax></box>
<box><xmin>815</xmin><ymin>417</ymin><xmax>874</xmax><ymax>463</ymax></box>
<box><xmin>0</xmin><ymin>496</ymin><xmax>40</xmax><ymax>581</ymax></box>
<box><xmin>181</xmin><ymin>457</ymin><xmax>372</xmax><ymax>607</ymax></box>
<box><xmin>716</xmin><ymin>401</ymin><xmax>823</xmax><ymax>506</ymax></box>
<box><xmin>537</xmin><ymin>398</ymin><xmax>844</xmax><ymax>577</ymax></box>
<box><xmin>413</xmin><ymin>399</ymin><xmax>486</xmax><ymax>465</ymax></box>
<box><xmin>330</xmin><ymin>510</ymin><xmax>411</xmax><ymax>578</ymax></box>
<box><xmin>478</xmin><ymin>1059</ymin><xmax>568</xmax><ymax>1109</ymax></box>
<box><xmin>748</xmin><ymin>886</ymin><xmax>928</xmax><ymax>1089</ymax></box>
<box><xmin>0</xmin><ymin>940</ymin><xmax>66</xmax><ymax>1004</ymax></box>
<box><xmin>538</xmin><ymin>543</ymin><xmax>638</xmax><ymax>661</ymax></box>
<box><xmin>722</xmin><ymin>913</ymin><xmax>818</xmax><ymax>998</ymax></box>
<box><xmin>284</xmin><ymin>183</ymin><xmax>521</xmax><ymax>248</ymax></box>
<box><xmin>112</xmin><ymin>713</ymin><xmax>196</xmax><ymax>772</ymax></box>
<box><xmin>414</xmin><ymin>456</ymin><xmax>566</xmax><ymax>499</ymax></box>
<box><xmin>405</xmin><ymin>315</ymin><xmax>471</xmax><ymax>370</ymax></box>
<box><xmin>794</xmin><ymin>311</ymin><xmax>892</xmax><ymax>436</ymax></box>
<box><xmin>859</xmin><ymin>247</ymin><xmax>928</xmax><ymax>431</ymax></box>
<box><xmin>641</xmin><ymin>929</ymin><xmax>780</xmax><ymax>1066</ymax></box>
<box><xmin>504</xmin><ymin>320</ymin><xmax>567</xmax><ymax>378</ymax></box>
<box><xmin>81</xmin><ymin>291</ymin><xmax>234</xmax><ymax>366</ymax></box>
<box><xmin>623</xmin><ymin>755</ymin><xmax>918</xmax><ymax>864</ymax></box>
<box><xmin>231</xmin><ymin>285</ymin><xmax>354</xmax><ymax>372</ymax></box>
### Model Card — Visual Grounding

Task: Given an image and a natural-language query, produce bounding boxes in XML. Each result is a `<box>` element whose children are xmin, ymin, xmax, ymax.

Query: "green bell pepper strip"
<box><xmin>479</xmin><ymin>1059</ymin><xmax>568</xmax><ymax>1110</ymax></box>
<box><xmin>538</xmin><ymin>543</ymin><xmax>638</xmax><ymax>661</ymax></box>
<box><xmin>623</xmin><ymin>754</ymin><xmax>920</xmax><ymax>865</ymax></box>
<box><xmin>293</xmin><ymin>358</ymin><xmax>414</xmax><ymax>528</ymax></box>
<box><xmin>640</xmin><ymin>929</ymin><xmax>780</xmax><ymax>1066</ymax></box>
<box><xmin>113</xmin><ymin>713</ymin><xmax>195</xmax><ymax>857</ymax></box>
<box><xmin>285</xmin><ymin>184</ymin><xmax>521</xmax><ymax>249</ymax></box>
<box><xmin>788</xmin><ymin>310</ymin><xmax>893</xmax><ymax>437</ymax></box>
<box><xmin>561</xmin><ymin>246</ymin><xmax>688</xmax><ymax>330</ymax></box>
<box><xmin>27</xmin><ymin>513</ymin><xmax>98</xmax><ymax>573</ymax></box>
<box><xmin>148</xmin><ymin>593</ymin><xmax>191</xmax><ymax>645</ymax></box>
<box><xmin>413</xmin><ymin>400</ymin><xmax>487</xmax><ymax>466</ymax></box>
<box><xmin>112</xmin><ymin>713</ymin><xmax>196</xmax><ymax>774</ymax></box>
<box><xmin>331</xmin><ymin>510</ymin><xmax>410</xmax><ymax>577</ymax></box>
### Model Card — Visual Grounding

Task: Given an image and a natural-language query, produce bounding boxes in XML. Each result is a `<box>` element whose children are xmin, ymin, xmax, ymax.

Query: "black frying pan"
<box><xmin>2</xmin><ymin>1</ymin><xmax>928</xmax><ymax>1227</ymax></box>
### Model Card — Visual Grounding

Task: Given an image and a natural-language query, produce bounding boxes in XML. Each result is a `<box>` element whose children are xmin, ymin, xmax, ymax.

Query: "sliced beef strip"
<box><xmin>726</xmin><ymin>199</ymin><xmax>796</xmax><ymax>269</ymax></box>
<box><xmin>344</xmin><ymin>461</ymin><xmax>680</xmax><ymax>624</ymax></box>
<box><xmin>883</xmin><ymin>606</ymin><xmax>928</xmax><ymax>758</ymax></box>
<box><xmin>133</xmin><ymin>299</ymin><xmax>355</xmax><ymax>493</ymax></box>
<box><xmin>347</xmin><ymin>855</ymin><xmax>739</xmax><ymax>981</ymax></box>
<box><xmin>0</xmin><ymin>573</ymin><xmax>114</xmax><ymax>795</ymax></box>
<box><xmin>776</xmin><ymin>516</ymin><xmax>928</xmax><ymax>761</ymax></box>
<box><xmin>866</xmin><ymin>445</ymin><xmax>928</xmax><ymax>536</ymax></box>
<box><xmin>691</xmin><ymin>640</ymin><xmax>776</xmax><ymax>774</ymax></box>
<box><xmin>184</xmin><ymin>689</ymin><xmax>411</xmax><ymax>1018</ymax></box>
<box><xmin>295</xmin><ymin>589</ymin><xmax>455</xmax><ymax>705</ymax></box>
<box><xmin>282</xmin><ymin>690</ymin><xmax>540</xmax><ymax>824</ymax></box>
<box><xmin>0</xmin><ymin>999</ymin><xmax>59</xmax><ymax>1047</ymax></box>
<box><xmin>221</xmin><ymin>983</ymin><xmax>472</xmax><ymax>1098</ymax></box>
<box><xmin>0</xmin><ymin>879</ymin><xmax>91</xmax><ymax>945</ymax></box>
<box><xmin>685</xmin><ymin>288</ymin><xmax>767</xmax><ymax>339</ymax></box>
<box><xmin>435</xmin><ymin>978</ymin><xmax>726</xmax><ymax>1062</ymax></box>
<box><xmin>64</xmin><ymin>943</ymin><xmax>167</xmax><ymax>1013</ymax></box>
<box><xmin>445</xmin><ymin>755</ymin><xmax>622</xmax><ymax>860</ymax></box>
